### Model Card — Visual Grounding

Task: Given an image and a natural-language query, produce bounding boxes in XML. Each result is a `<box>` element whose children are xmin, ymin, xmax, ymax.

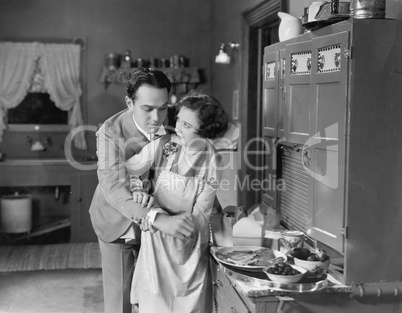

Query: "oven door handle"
<box><xmin>302</xmin><ymin>147</ymin><xmax>311</xmax><ymax>167</ymax></box>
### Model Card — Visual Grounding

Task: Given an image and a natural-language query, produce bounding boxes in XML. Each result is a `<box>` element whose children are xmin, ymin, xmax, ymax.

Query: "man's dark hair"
<box><xmin>126</xmin><ymin>67</ymin><xmax>172</xmax><ymax>100</ymax></box>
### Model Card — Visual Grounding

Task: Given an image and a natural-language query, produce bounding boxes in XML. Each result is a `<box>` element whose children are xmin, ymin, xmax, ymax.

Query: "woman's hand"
<box><xmin>132</xmin><ymin>191</ymin><xmax>154</xmax><ymax>209</ymax></box>
<box><xmin>153</xmin><ymin>212</ymin><xmax>196</xmax><ymax>239</ymax></box>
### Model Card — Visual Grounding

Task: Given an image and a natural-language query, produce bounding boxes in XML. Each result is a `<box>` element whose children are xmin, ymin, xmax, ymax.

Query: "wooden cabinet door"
<box><xmin>278</xmin><ymin>48</ymin><xmax>286</xmax><ymax>139</ymax></box>
<box><xmin>70</xmin><ymin>170</ymin><xmax>98</xmax><ymax>242</ymax></box>
<box><xmin>262</xmin><ymin>50</ymin><xmax>279</xmax><ymax>138</ymax></box>
<box><xmin>284</xmin><ymin>41</ymin><xmax>312</xmax><ymax>144</ymax></box>
<box><xmin>307</xmin><ymin>31</ymin><xmax>349</xmax><ymax>253</ymax></box>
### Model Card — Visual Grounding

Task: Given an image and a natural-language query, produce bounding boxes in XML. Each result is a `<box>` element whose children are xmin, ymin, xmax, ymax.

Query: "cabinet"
<box><xmin>70</xmin><ymin>170</ymin><xmax>98</xmax><ymax>242</ymax></box>
<box><xmin>262</xmin><ymin>19</ymin><xmax>402</xmax><ymax>284</ymax></box>
<box><xmin>308</xmin><ymin>31</ymin><xmax>348</xmax><ymax>253</ymax></box>
<box><xmin>211</xmin><ymin>257</ymin><xmax>252</xmax><ymax>313</ymax></box>
<box><xmin>0</xmin><ymin>160</ymin><xmax>98</xmax><ymax>243</ymax></box>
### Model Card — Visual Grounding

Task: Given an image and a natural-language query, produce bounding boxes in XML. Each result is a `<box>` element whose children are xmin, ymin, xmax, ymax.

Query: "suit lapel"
<box><xmin>120</xmin><ymin>110</ymin><xmax>149</xmax><ymax>161</ymax></box>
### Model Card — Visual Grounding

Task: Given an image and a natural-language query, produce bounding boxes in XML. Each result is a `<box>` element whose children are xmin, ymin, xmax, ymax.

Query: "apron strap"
<box><xmin>197</xmin><ymin>164</ymin><xmax>206</xmax><ymax>179</ymax></box>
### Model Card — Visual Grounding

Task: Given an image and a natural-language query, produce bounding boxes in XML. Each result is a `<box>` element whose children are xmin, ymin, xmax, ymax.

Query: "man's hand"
<box><xmin>132</xmin><ymin>191</ymin><xmax>154</xmax><ymax>209</ymax></box>
<box><xmin>139</xmin><ymin>216</ymin><xmax>157</xmax><ymax>233</ymax></box>
<box><xmin>153</xmin><ymin>212</ymin><xmax>196</xmax><ymax>239</ymax></box>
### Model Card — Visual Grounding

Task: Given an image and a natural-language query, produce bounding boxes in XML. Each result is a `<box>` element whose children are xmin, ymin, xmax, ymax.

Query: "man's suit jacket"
<box><xmin>89</xmin><ymin>109</ymin><xmax>151</xmax><ymax>243</ymax></box>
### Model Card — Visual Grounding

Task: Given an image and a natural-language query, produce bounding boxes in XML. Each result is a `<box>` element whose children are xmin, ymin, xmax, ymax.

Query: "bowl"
<box><xmin>293</xmin><ymin>257</ymin><xmax>330</xmax><ymax>278</ymax></box>
<box><xmin>263</xmin><ymin>263</ymin><xmax>307</xmax><ymax>283</ymax></box>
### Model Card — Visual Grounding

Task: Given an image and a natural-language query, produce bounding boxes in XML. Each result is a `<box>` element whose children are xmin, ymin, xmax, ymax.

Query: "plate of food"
<box><xmin>211</xmin><ymin>246</ymin><xmax>287</xmax><ymax>272</ymax></box>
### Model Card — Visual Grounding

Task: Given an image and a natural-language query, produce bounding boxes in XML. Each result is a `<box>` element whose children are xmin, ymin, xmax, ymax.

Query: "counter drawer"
<box><xmin>211</xmin><ymin>259</ymin><xmax>250</xmax><ymax>313</ymax></box>
<box><xmin>228</xmin><ymin>286</ymin><xmax>250</xmax><ymax>313</ymax></box>
<box><xmin>211</xmin><ymin>259</ymin><xmax>232</xmax><ymax>303</ymax></box>
<box><xmin>214</xmin><ymin>286</ymin><xmax>231</xmax><ymax>312</ymax></box>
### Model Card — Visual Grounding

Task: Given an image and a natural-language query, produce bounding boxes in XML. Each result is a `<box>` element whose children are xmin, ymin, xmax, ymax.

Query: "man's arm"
<box><xmin>96</xmin><ymin>125</ymin><xmax>150</xmax><ymax>221</ymax></box>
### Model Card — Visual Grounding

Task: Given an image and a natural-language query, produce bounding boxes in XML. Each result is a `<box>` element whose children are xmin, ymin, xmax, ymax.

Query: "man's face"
<box><xmin>126</xmin><ymin>85</ymin><xmax>169</xmax><ymax>134</ymax></box>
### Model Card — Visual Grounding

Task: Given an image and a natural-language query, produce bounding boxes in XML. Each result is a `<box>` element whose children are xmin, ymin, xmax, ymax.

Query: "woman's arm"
<box><xmin>190</xmin><ymin>152</ymin><xmax>223</xmax><ymax>233</ymax></box>
<box><xmin>153</xmin><ymin>149</ymin><xmax>223</xmax><ymax>238</ymax></box>
<box><xmin>152</xmin><ymin>212</ymin><xmax>195</xmax><ymax>239</ymax></box>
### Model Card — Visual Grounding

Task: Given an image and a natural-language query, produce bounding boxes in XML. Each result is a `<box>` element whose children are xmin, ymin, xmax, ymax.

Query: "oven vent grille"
<box><xmin>279</xmin><ymin>147</ymin><xmax>314</xmax><ymax>247</ymax></box>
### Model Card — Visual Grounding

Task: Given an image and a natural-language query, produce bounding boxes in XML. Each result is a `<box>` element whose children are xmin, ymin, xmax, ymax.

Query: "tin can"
<box><xmin>350</xmin><ymin>0</ymin><xmax>385</xmax><ymax>19</ymax></box>
<box><xmin>136</xmin><ymin>58</ymin><xmax>144</xmax><ymax>68</ymax></box>
<box><xmin>278</xmin><ymin>230</ymin><xmax>304</xmax><ymax>255</ymax></box>
<box><xmin>105</xmin><ymin>53</ymin><xmax>120</xmax><ymax>71</ymax></box>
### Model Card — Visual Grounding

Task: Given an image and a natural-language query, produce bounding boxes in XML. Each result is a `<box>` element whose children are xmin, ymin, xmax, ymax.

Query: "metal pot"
<box><xmin>350</xmin><ymin>0</ymin><xmax>385</xmax><ymax>19</ymax></box>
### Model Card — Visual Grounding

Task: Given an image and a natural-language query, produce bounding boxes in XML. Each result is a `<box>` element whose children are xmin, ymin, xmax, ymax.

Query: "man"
<box><xmin>89</xmin><ymin>67</ymin><xmax>171</xmax><ymax>313</ymax></box>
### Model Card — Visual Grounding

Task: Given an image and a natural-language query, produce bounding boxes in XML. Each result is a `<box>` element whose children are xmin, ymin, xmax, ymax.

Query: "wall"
<box><xmin>210</xmin><ymin>0</ymin><xmax>260</xmax><ymax>121</ymax></box>
<box><xmin>0</xmin><ymin>0</ymin><xmax>213</xmax><ymax>155</ymax></box>
<box><xmin>1</xmin><ymin>0</ymin><xmax>401</xmax><ymax>156</ymax></box>
<box><xmin>209</xmin><ymin>0</ymin><xmax>305</xmax><ymax>121</ymax></box>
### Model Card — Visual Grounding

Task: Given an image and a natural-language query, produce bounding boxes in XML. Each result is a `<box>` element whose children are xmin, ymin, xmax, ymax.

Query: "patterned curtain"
<box><xmin>0</xmin><ymin>42</ymin><xmax>87</xmax><ymax>150</ymax></box>
<box><xmin>40</xmin><ymin>43</ymin><xmax>86</xmax><ymax>149</ymax></box>
<box><xmin>0</xmin><ymin>42</ymin><xmax>40</xmax><ymax>141</ymax></box>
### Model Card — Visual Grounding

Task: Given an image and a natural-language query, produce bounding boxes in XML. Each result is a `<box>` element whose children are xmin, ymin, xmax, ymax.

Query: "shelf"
<box><xmin>1</xmin><ymin>218</ymin><xmax>71</xmax><ymax>243</ymax></box>
<box><xmin>98</xmin><ymin>66</ymin><xmax>201</xmax><ymax>91</ymax></box>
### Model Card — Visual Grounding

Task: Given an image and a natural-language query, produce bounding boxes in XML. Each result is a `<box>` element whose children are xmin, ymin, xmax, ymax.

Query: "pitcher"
<box><xmin>277</xmin><ymin>12</ymin><xmax>303</xmax><ymax>42</ymax></box>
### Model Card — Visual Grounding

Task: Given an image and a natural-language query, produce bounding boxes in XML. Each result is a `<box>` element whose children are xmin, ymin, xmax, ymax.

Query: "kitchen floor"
<box><xmin>0</xmin><ymin>269</ymin><xmax>104</xmax><ymax>313</ymax></box>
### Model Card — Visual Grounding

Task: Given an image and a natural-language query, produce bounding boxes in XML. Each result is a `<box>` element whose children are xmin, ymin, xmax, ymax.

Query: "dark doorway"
<box><xmin>239</xmin><ymin>0</ymin><xmax>286</xmax><ymax>209</ymax></box>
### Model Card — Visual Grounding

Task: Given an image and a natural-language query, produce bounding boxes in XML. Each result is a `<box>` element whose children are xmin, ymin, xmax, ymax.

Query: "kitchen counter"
<box><xmin>0</xmin><ymin>158</ymin><xmax>96</xmax><ymax>186</ymax></box>
<box><xmin>210</xmin><ymin>250</ymin><xmax>402</xmax><ymax>313</ymax></box>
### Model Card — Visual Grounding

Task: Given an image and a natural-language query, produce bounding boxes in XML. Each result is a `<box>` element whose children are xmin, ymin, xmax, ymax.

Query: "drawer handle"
<box><xmin>213</xmin><ymin>279</ymin><xmax>223</xmax><ymax>287</ymax></box>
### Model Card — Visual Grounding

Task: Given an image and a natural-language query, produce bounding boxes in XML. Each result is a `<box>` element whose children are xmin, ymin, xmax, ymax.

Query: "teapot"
<box><xmin>277</xmin><ymin>12</ymin><xmax>303</xmax><ymax>42</ymax></box>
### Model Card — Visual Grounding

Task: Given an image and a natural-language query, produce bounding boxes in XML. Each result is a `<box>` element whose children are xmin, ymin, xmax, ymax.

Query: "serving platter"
<box><xmin>210</xmin><ymin>246</ymin><xmax>287</xmax><ymax>272</ymax></box>
<box><xmin>217</xmin><ymin>261</ymin><xmax>329</xmax><ymax>293</ymax></box>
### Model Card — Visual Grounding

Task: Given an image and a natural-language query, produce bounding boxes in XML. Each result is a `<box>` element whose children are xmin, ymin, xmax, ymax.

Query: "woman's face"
<box><xmin>175</xmin><ymin>106</ymin><xmax>202</xmax><ymax>146</ymax></box>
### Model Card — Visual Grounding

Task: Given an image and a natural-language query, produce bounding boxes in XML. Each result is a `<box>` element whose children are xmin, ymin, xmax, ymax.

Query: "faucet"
<box><xmin>27</xmin><ymin>135</ymin><xmax>52</xmax><ymax>152</ymax></box>
<box><xmin>43</xmin><ymin>136</ymin><xmax>52</xmax><ymax>147</ymax></box>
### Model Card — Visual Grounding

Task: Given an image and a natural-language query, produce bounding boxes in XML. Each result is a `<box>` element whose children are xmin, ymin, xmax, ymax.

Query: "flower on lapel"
<box><xmin>162</xmin><ymin>141</ymin><xmax>178</xmax><ymax>159</ymax></box>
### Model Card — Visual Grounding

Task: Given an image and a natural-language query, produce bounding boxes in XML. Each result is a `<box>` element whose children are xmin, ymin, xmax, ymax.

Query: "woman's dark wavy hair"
<box><xmin>177</xmin><ymin>93</ymin><xmax>229</xmax><ymax>140</ymax></box>
<box><xmin>126</xmin><ymin>67</ymin><xmax>171</xmax><ymax>100</ymax></box>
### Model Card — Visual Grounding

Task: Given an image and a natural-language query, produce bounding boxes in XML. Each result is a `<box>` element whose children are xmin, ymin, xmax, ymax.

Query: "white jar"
<box><xmin>1</xmin><ymin>194</ymin><xmax>32</xmax><ymax>233</ymax></box>
<box><xmin>308</xmin><ymin>1</ymin><xmax>327</xmax><ymax>22</ymax></box>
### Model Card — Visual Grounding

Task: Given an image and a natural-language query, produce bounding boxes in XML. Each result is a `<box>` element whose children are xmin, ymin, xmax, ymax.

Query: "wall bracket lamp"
<box><xmin>215</xmin><ymin>41</ymin><xmax>240</xmax><ymax>64</ymax></box>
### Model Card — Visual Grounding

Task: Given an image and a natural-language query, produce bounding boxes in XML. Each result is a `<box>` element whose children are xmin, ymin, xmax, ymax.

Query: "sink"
<box><xmin>0</xmin><ymin>156</ymin><xmax>97</xmax><ymax>166</ymax></box>
<box><xmin>0</xmin><ymin>157</ymin><xmax>97</xmax><ymax>187</ymax></box>
<box><xmin>2</xmin><ymin>158</ymin><xmax>70</xmax><ymax>166</ymax></box>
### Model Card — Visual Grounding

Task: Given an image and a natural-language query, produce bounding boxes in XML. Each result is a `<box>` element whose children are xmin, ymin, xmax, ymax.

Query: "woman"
<box><xmin>127</xmin><ymin>93</ymin><xmax>229</xmax><ymax>313</ymax></box>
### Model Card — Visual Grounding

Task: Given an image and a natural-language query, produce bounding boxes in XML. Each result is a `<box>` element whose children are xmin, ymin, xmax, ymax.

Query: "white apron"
<box><xmin>131</xmin><ymin>152</ymin><xmax>211</xmax><ymax>313</ymax></box>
